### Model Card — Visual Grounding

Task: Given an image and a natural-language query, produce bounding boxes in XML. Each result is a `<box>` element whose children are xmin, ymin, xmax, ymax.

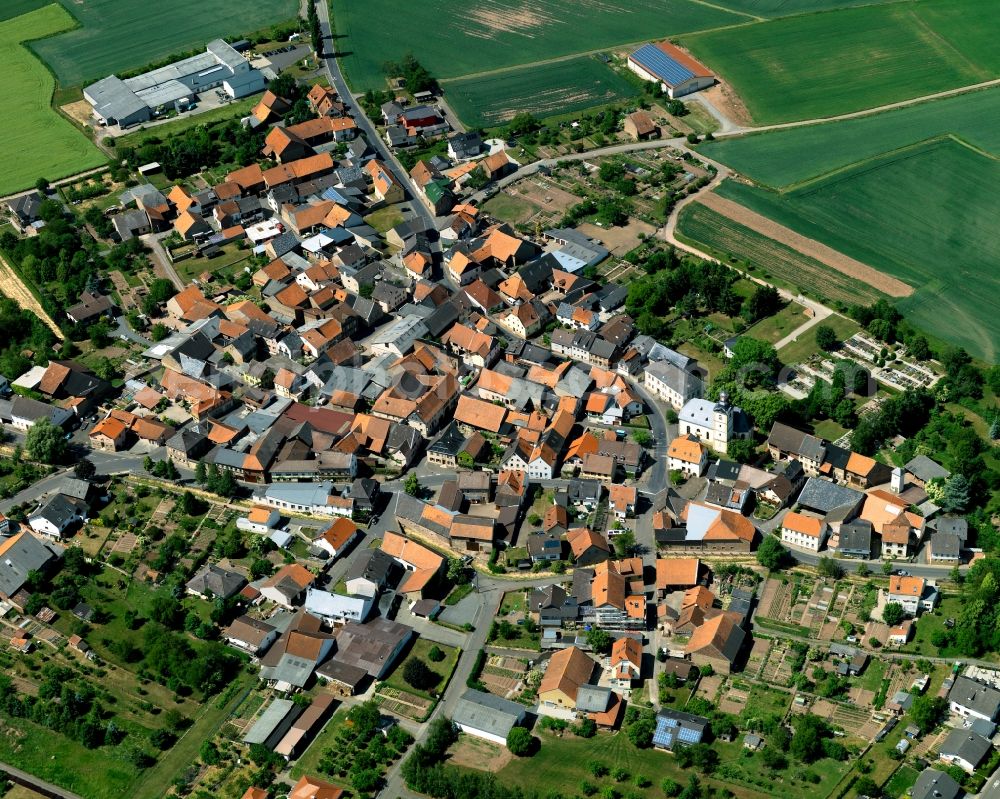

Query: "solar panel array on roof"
<box><xmin>630</xmin><ymin>44</ymin><xmax>695</xmax><ymax>87</ymax></box>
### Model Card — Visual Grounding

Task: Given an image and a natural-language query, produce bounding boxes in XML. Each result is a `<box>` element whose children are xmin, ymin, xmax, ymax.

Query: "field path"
<box><xmin>0</xmin><ymin>255</ymin><xmax>63</xmax><ymax>339</ymax></box>
<box><xmin>696</xmin><ymin>192</ymin><xmax>913</xmax><ymax>298</ymax></box>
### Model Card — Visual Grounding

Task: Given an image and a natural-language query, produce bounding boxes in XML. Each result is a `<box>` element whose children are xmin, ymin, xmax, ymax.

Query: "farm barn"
<box><xmin>627</xmin><ymin>41</ymin><xmax>714</xmax><ymax>99</ymax></box>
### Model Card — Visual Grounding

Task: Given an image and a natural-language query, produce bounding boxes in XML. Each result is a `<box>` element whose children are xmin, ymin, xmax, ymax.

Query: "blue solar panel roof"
<box><xmin>630</xmin><ymin>43</ymin><xmax>696</xmax><ymax>87</ymax></box>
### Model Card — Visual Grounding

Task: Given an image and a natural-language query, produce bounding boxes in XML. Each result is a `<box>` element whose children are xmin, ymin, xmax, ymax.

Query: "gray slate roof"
<box><xmin>452</xmin><ymin>689</ymin><xmax>525</xmax><ymax>738</ymax></box>
<box><xmin>797</xmin><ymin>477</ymin><xmax>863</xmax><ymax>514</ymax></box>
<box><xmin>911</xmin><ymin>769</ymin><xmax>961</xmax><ymax>799</ymax></box>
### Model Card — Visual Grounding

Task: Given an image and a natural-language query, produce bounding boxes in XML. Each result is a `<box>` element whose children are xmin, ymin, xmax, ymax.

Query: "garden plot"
<box><xmin>717</xmin><ymin>682</ymin><xmax>749</xmax><ymax>715</ymax></box>
<box><xmin>375</xmin><ymin>687</ymin><xmax>434</xmax><ymax>721</ymax></box>
<box><xmin>745</xmin><ymin>638</ymin><xmax>772</xmax><ymax>680</ymax></box>
<box><xmin>481</xmin><ymin>656</ymin><xmax>528</xmax><ymax>698</ymax></box>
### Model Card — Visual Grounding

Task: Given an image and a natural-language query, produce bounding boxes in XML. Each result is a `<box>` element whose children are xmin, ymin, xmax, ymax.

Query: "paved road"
<box><xmin>114</xmin><ymin>315</ymin><xmax>152</xmax><ymax>347</ymax></box>
<box><xmin>317</xmin><ymin>0</ymin><xmax>435</xmax><ymax>236</ymax></box>
<box><xmin>0</xmin><ymin>761</ymin><xmax>84</xmax><ymax>799</ymax></box>
<box><xmin>142</xmin><ymin>233</ymin><xmax>184</xmax><ymax>291</ymax></box>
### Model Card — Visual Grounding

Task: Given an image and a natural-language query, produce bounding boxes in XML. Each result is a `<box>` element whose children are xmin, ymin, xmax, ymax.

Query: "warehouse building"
<box><xmin>627</xmin><ymin>41</ymin><xmax>715</xmax><ymax>99</ymax></box>
<box><xmin>84</xmin><ymin>39</ymin><xmax>265</xmax><ymax>128</ymax></box>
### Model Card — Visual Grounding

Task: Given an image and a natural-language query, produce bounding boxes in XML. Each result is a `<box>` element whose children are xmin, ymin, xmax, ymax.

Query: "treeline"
<box><xmin>0</xmin><ymin>202</ymin><xmax>99</xmax><ymax>317</ymax></box>
<box><xmin>402</xmin><ymin>718</ymin><xmax>540</xmax><ymax>799</ymax></box>
<box><xmin>0</xmin><ymin>670</ymin><xmax>154</xmax><ymax>768</ymax></box>
<box><xmin>382</xmin><ymin>53</ymin><xmax>438</xmax><ymax>94</ymax></box>
<box><xmin>119</xmin><ymin>120</ymin><xmax>265</xmax><ymax>180</ymax></box>
<box><xmin>625</xmin><ymin>254</ymin><xmax>741</xmax><ymax>340</ymax></box>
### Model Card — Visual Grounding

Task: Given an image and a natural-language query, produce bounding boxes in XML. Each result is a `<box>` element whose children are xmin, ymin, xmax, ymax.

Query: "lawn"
<box><xmin>675</xmin><ymin>202</ymin><xmax>886</xmax><ymax>308</ymax></box>
<box><xmin>482</xmin><ymin>193</ymin><xmax>537</xmax><ymax>225</ymax></box>
<box><xmin>290</xmin><ymin>708</ymin><xmax>348</xmax><ymax>780</ymax></box>
<box><xmin>884</xmin><ymin>765</ymin><xmax>919</xmax><ymax>798</ymax></box>
<box><xmin>897</xmin><ymin>595</ymin><xmax>965</xmax><ymax>658</ymax></box>
<box><xmin>0</xmin><ymin>5</ymin><xmax>105</xmax><ymax>194</ymax></box>
<box><xmin>0</xmin><ymin>714</ymin><xmax>138</xmax><ymax>799</ymax></box>
<box><xmin>382</xmin><ymin>638</ymin><xmax>461</xmax><ymax>700</ymax></box>
<box><xmin>497</xmin><ymin>726</ymin><xmax>847</xmax><ymax>799</ymax></box>
<box><xmin>743</xmin><ymin>301</ymin><xmax>809</xmax><ymax>345</ymax></box>
<box><xmin>132</xmin><ymin>674</ymin><xmax>254</xmax><ymax>799</ymax></box>
<box><xmin>115</xmin><ymin>97</ymin><xmax>259</xmax><ymax>147</ymax></box>
<box><xmin>778</xmin><ymin>314</ymin><xmax>860</xmax><ymax>365</ymax></box>
<box><xmin>714</xmin><ymin>139</ymin><xmax>1000</xmax><ymax>361</ymax></box>
<box><xmin>701</xmin><ymin>87</ymin><xmax>1000</xmax><ymax>191</ymax></box>
<box><xmin>681</xmin><ymin>0</ymin><xmax>1000</xmax><ymax>125</ymax></box>
<box><xmin>444</xmin><ymin>56</ymin><xmax>641</xmax><ymax>128</ymax></box>
<box><xmin>175</xmin><ymin>242</ymin><xmax>255</xmax><ymax>283</ymax></box>
<box><xmin>29</xmin><ymin>0</ymin><xmax>297</xmax><ymax>87</ymax></box>
<box><xmin>332</xmin><ymin>0</ymin><xmax>744</xmax><ymax>90</ymax></box>
<box><xmin>363</xmin><ymin>205</ymin><xmax>405</xmax><ymax>234</ymax></box>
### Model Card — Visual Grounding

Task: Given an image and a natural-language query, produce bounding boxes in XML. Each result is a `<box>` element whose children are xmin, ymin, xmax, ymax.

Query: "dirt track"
<box><xmin>0</xmin><ymin>256</ymin><xmax>63</xmax><ymax>338</ymax></box>
<box><xmin>697</xmin><ymin>192</ymin><xmax>913</xmax><ymax>298</ymax></box>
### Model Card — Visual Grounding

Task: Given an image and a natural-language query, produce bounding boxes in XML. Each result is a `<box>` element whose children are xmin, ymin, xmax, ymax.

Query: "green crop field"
<box><xmin>0</xmin><ymin>5</ymin><xmax>105</xmax><ymax>195</ymax></box>
<box><xmin>331</xmin><ymin>0</ymin><xmax>743</xmax><ymax>91</ymax></box>
<box><xmin>27</xmin><ymin>0</ymin><xmax>297</xmax><ymax>87</ymax></box>
<box><xmin>675</xmin><ymin>202</ymin><xmax>886</xmax><ymax>307</ymax></box>
<box><xmin>701</xmin><ymin>86</ymin><xmax>1000</xmax><ymax>188</ymax></box>
<box><xmin>444</xmin><ymin>57</ymin><xmax>640</xmax><ymax>127</ymax></box>
<box><xmin>713</xmin><ymin>139</ymin><xmax>1000</xmax><ymax>361</ymax></box>
<box><xmin>682</xmin><ymin>0</ymin><xmax>1000</xmax><ymax>125</ymax></box>
<box><xmin>710</xmin><ymin>0</ymin><xmax>904</xmax><ymax>17</ymax></box>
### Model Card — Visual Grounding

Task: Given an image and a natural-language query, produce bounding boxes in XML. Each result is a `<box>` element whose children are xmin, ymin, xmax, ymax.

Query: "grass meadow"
<box><xmin>714</xmin><ymin>140</ymin><xmax>1000</xmax><ymax>361</ymax></box>
<box><xmin>444</xmin><ymin>57</ymin><xmax>640</xmax><ymax>128</ymax></box>
<box><xmin>682</xmin><ymin>0</ymin><xmax>1000</xmax><ymax>124</ymax></box>
<box><xmin>0</xmin><ymin>5</ymin><xmax>105</xmax><ymax>194</ymax></box>
<box><xmin>29</xmin><ymin>0</ymin><xmax>297</xmax><ymax>86</ymax></box>
<box><xmin>332</xmin><ymin>0</ymin><xmax>743</xmax><ymax>90</ymax></box>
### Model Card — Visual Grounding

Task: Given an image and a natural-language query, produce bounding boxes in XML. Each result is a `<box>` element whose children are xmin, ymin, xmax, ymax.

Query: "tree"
<box><xmin>632</xmin><ymin>429</ymin><xmax>652</xmax><ymax>447</ymax></box>
<box><xmin>615</xmin><ymin>529</ymin><xmax>636</xmax><ymax>558</ymax></box>
<box><xmin>743</xmin><ymin>285</ymin><xmax>781</xmax><ymax>323</ymax></box>
<box><xmin>815</xmin><ymin>325</ymin><xmax>839</xmax><ymax>352</ymax></box>
<box><xmin>727</xmin><ymin>438</ymin><xmax>757</xmax><ymax>464</ymax></box>
<box><xmin>587</xmin><ymin>627</ymin><xmax>613</xmax><ymax>654</ymax></box>
<box><xmin>853</xmin><ymin>777</ymin><xmax>880</xmax><ymax>798</ymax></box>
<box><xmin>74</xmin><ymin>459</ymin><xmax>96</xmax><ymax>481</ymax></box>
<box><xmin>627</xmin><ymin>715</ymin><xmax>655</xmax><ymax>748</ymax></box>
<box><xmin>941</xmin><ymin>474</ymin><xmax>970</xmax><ymax>513</ymax></box>
<box><xmin>882</xmin><ymin>602</ymin><xmax>905</xmax><ymax>626</ymax></box>
<box><xmin>403</xmin><ymin>658</ymin><xmax>440</xmax><ymax>691</ymax></box>
<box><xmin>428</xmin><ymin>645</ymin><xmax>445</xmax><ymax>662</ymax></box>
<box><xmin>215</xmin><ymin>470</ymin><xmax>238</xmax><ymax>498</ymax></box>
<box><xmin>194</xmin><ymin>461</ymin><xmax>207</xmax><ymax>485</ymax></box>
<box><xmin>404</xmin><ymin>473</ymin><xmax>421</xmax><ymax>497</ymax></box>
<box><xmin>910</xmin><ymin>695</ymin><xmax>947</xmax><ymax>734</ymax></box>
<box><xmin>789</xmin><ymin>714</ymin><xmax>830</xmax><ymax>763</ymax></box>
<box><xmin>506</xmin><ymin>726</ymin><xmax>535</xmax><ymax>756</ymax></box>
<box><xmin>757</xmin><ymin>536</ymin><xmax>789</xmax><ymax>570</ymax></box>
<box><xmin>25</xmin><ymin>418</ymin><xmax>67</xmax><ymax>464</ymax></box>
<box><xmin>816</xmin><ymin>557</ymin><xmax>843</xmax><ymax>579</ymax></box>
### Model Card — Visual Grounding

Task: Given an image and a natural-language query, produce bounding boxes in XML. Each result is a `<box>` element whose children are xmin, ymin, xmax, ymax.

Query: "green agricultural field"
<box><xmin>0</xmin><ymin>0</ymin><xmax>51</xmax><ymax>21</ymax></box>
<box><xmin>701</xmin><ymin>86</ymin><xmax>1000</xmax><ymax>188</ymax></box>
<box><xmin>29</xmin><ymin>0</ymin><xmax>297</xmax><ymax>87</ymax></box>
<box><xmin>682</xmin><ymin>0</ymin><xmax>1000</xmax><ymax>124</ymax></box>
<box><xmin>710</xmin><ymin>0</ymin><xmax>907</xmax><ymax>17</ymax></box>
<box><xmin>445</xmin><ymin>57</ymin><xmax>640</xmax><ymax>127</ymax></box>
<box><xmin>675</xmin><ymin>202</ymin><xmax>886</xmax><ymax>307</ymax></box>
<box><xmin>332</xmin><ymin>0</ymin><xmax>743</xmax><ymax>91</ymax></box>
<box><xmin>0</xmin><ymin>5</ymin><xmax>105</xmax><ymax>194</ymax></box>
<box><xmin>715</xmin><ymin>139</ymin><xmax>1000</xmax><ymax>361</ymax></box>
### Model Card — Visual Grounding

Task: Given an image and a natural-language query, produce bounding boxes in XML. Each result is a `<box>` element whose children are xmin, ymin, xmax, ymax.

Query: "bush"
<box><xmin>427</xmin><ymin>645</ymin><xmax>445</xmax><ymax>663</ymax></box>
<box><xmin>506</xmin><ymin>726</ymin><xmax>535</xmax><ymax>756</ymax></box>
<box><xmin>403</xmin><ymin>658</ymin><xmax>440</xmax><ymax>691</ymax></box>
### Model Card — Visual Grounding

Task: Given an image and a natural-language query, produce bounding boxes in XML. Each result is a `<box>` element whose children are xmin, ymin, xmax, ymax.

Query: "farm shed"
<box><xmin>627</xmin><ymin>41</ymin><xmax>715</xmax><ymax>99</ymax></box>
